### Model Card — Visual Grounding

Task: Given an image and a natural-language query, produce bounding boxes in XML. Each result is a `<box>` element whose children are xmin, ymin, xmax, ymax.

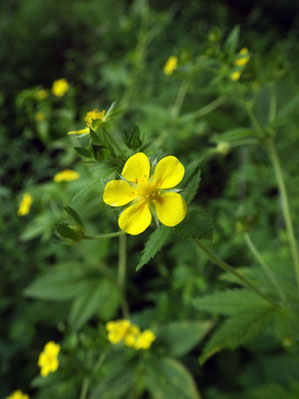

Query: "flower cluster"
<box><xmin>53</xmin><ymin>169</ymin><xmax>80</xmax><ymax>183</ymax></box>
<box><xmin>106</xmin><ymin>319</ymin><xmax>156</xmax><ymax>350</ymax></box>
<box><xmin>103</xmin><ymin>152</ymin><xmax>187</xmax><ymax>235</ymax></box>
<box><xmin>163</xmin><ymin>55</ymin><xmax>178</xmax><ymax>75</ymax></box>
<box><xmin>18</xmin><ymin>193</ymin><xmax>33</xmax><ymax>216</ymax></box>
<box><xmin>38</xmin><ymin>341</ymin><xmax>60</xmax><ymax>377</ymax></box>
<box><xmin>230</xmin><ymin>48</ymin><xmax>250</xmax><ymax>81</ymax></box>
<box><xmin>6</xmin><ymin>391</ymin><xmax>29</xmax><ymax>399</ymax></box>
<box><xmin>67</xmin><ymin>108</ymin><xmax>106</xmax><ymax>135</ymax></box>
<box><xmin>52</xmin><ymin>78</ymin><xmax>69</xmax><ymax>97</ymax></box>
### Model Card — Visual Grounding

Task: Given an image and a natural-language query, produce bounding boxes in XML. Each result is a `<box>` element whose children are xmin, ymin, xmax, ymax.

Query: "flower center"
<box><xmin>136</xmin><ymin>181</ymin><xmax>158</xmax><ymax>201</ymax></box>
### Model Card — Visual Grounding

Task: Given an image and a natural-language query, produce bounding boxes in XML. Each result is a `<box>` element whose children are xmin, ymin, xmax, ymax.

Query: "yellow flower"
<box><xmin>6</xmin><ymin>390</ymin><xmax>29</xmax><ymax>399</ymax></box>
<box><xmin>35</xmin><ymin>89</ymin><xmax>49</xmax><ymax>101</ymax></box>
<box><xmin>67</xmin><ymin>109</ymin><xmax>106</xmax><ymax>135</ymax></box>
<box><xmin>38</xmin><ymin>341</ymin><xmax>60</xmax><ymax>377</ymax></box>
<box><xmin>134</xmin><ymin>329</ymin><xmax>156</xmax><ymax>350</ymax></box>
<box><xmin>35</xmin><ymin>112</ymin><xmax>45</xmax><ymax>122</ymax></box>
<box><xmin>103</xmin><ymin>153</ymin><xmax>187</xmax><ymax>235</ymax></box>
<box><xmin>18</xmin><ymin>193</ymin><xmax>33</xmax><ymax>216</ymax></box>
<box><xmin>230</xmin><ymin>71</ymin><xmax>241</xmax><ymax>81</ymax></box>
<box><xmin>52</xmin><ymin>79</ymin><xmax>69</xmax><ymax>97</ymax></box>
<box><xmin>106</xmin><ymin>320</ymin><xmax>131</xmax><ymax>344</ymax></box>
<box><xmin>234</xmin><ymin>48</ymin><xmax>250</xmax><ymax>67</ymax></box>
<box><xmin>53</xmin><ymin>169</ymin><xmax>80</xmax><ymax>183</ymax></box>
<box><xmin>163</xmin><ymin>55</ymin><xmax>178</xmax><ymax>75</ymax></box>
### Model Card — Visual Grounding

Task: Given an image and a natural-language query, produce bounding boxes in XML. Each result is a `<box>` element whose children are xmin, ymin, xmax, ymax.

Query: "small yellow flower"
<box><xmin>103</xmin><ymin>153</ymin><xmax>187</xmax><ymax>235</ymax></box>
<box><xmin>35</xmin><ymin>89</ymin><xmax>49</xmax><ymax>101</ymax></box>
<box><xmin>230</xmin><ymin>71</ymin><xmax>241</xmax><ymax>81</ymax></box>
<box><xmin>134</xmin><ymin>329</ymin><xmax>156</xmax><ymax>350</ymax></box>
<box><xmin>6</xmin><ymin>390</ymin><xmax>29</xmax><ymax>399</ymax></box>
<box><xmin>163</xmin><ymin>55</ymin><xmax>178</xmax><ymax>75</ymax></box>
<box><xmin>67</xmin><ymin>109</ymin><xmax>106</xmax><ymax>135</ymax></box>
<box><xmin>53</xmin><ymin>169</ymin><xmax>80</xmax><ymax>183</ymax></box>
<box><xmin>234</xmin><ymin>48</ymin><xmax>250</xmax><ymax>67</ymax></box>
<box><xmin>35</xmin><ymin>112</ymin><xmax>45</xmax><ymax>122</ymax></box>
<box><xmin>38</xmin><ymin>341</ymin><xmax>60</xmax><ymax>377</ymax></box>
<box><xmin>52</xmin><ymin>79</ymin><xmax>69</xmax><ymax>97</ymax></box>
<box><xmin>106</xmin><ymin>320</ymin><xmax>131</xmax><ymax>344</ymax></box>
<box><xmin>18</xmin><ymin>193</ymin><xmax>33</xmax><ymax>216</ymax></box>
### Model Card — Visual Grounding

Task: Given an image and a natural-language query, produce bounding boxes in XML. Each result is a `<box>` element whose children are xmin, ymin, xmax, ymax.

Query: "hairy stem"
<box><xmin>118</xmin><ymin>233</ymin><xmax>130</xmax><ymax>318</ymax></box>
<box><xmin>244</xmin><ymin>232</ymin><xmax>286</xmax><ymax>302</ymax></box>
<box><xmin>194</xmin><ymin>239</ymin><xmax>278</xmax><ymax>307</ymax></box>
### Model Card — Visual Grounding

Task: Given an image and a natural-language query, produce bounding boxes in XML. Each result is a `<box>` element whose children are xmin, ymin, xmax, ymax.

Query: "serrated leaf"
<box><xmin>55</xmin><ymin>222</ymin><xmax>82</xmax><ymax>240</ymax></box>
<box><xmin>69</xmin><ymin>278</ymin><xmax>119</xmax><ymax>330</ymax></box>
<box><xmin>211</xmin><ymin>128</ymin><xmax>258</xmax><ymax>143</ymax></box>
<box><xmin>136</xmin><ymin>226</ymin><xmax>171</xmax><ymax>271</ymax></box>
<box><xmin>158</xmin><ymin>320</ymin><xmax>213</xmax><ymax>357</ymax></box>
<box><xmin>74</xmin><ymin>146</ymin><xmax>92</xmax><ymax>158</ymax></box>
<box><xmin>174</xmin><ymin>208</ymin><xmax>213</xmax><ymax>240</ymax></box>
<box><xmin>200</xmin><ymin>304</ymin><xmax>274</xmax><ymax>364</ymax></box>
<box><xmin>145</xmin><ymin>357</ymin><xmax>201</xmax><ymax>399</ymax></box>
<box><xmin>193</xmin><ymin>289</ymin><xmax>265</xmax><ymax>316</ymax></box>
<box><xmin>64</xmin><ymin>206</ymin><xmax>84</xmax><ymax>227</ymax></box>
<box><xmin>224</xmin><ymin>25</ymin><xmax>240</xmax><ymax>53</ymax></box>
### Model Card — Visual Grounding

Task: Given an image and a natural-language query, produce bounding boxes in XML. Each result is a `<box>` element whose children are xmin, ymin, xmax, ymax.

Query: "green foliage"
<box><xmin>174</xmin><ymin>208</ymin><xmax>214</xmax><ymax>240</ymax></box>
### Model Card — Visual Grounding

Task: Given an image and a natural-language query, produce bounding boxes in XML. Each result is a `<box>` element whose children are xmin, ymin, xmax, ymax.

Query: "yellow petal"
<box><xmin>49</xmin><ymin>357</ymin><xmax>59</xmax><ymax>372</ymax></box>
<box><xmin>153</xmin><ymin>156</ymin><xmax>185</xmax><ymax>189</ymax></box>
<box><xmin>38</xmin><ymin>352</ymin><xmax>46</xmax><ymax>367</ymax></box>
<box><xmin>44</xmin><ymin>341</ymin><xmax>60</xmax><ymax>356</ymax></box>
<box><xmin>41</xmin><ymin>365</ymin><xmax>50</xmax><ymax>377</ymax></box>
<box><xmin>67</xmin><ymin>128</ymin><xmax>89</xmax><ymax>135</ymax></box>
<box><xmin>103</xmin><ymin>180</ymin><xmax>137</xmax><ymax>207</ymax></box>
<box><xmin>121</xmin><ymin>153</ymin><xmax>150</xmax><ymax>184</ymax></box>
<box><xmin>119</xmin><ymin>200</ymin><xmax>152</xmax><ymax>235</ymax></box>
<box><xmin>154</xmin><ymin>192</ymin><xmax>187</xmax><ymax>226</ymax></box>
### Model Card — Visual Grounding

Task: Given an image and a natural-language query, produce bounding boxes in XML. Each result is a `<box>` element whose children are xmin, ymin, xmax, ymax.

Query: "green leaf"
<box><xmin>90</xmin><ymin>129</ymin><xmax>102</xmax><ymax>145</ymax></box>
<box><xmin>193</xmin><ymin>289</ymin><xmax>265</xmax><ymax>316</ymax></box>
<box><xmin>158</xmin><ymin>320</ymin><xmax>213</xmax><ymax>356</ymax></box>
<box><xmin>69</xmin><ymin>278</ymin><xmax>119</xmax><ymax>329</ymax></box>
<box><xmin>136</xmin><ymin>226</ymin><xmax>171</xmax><ymax>271</ymax></box>
<box><xmin>23</xmin><ymin>265</ymin><xmax>88</xmax><ymax>301</ymax></box>
<box><xmin>145</xmin><ymin>357</ymin><xmax>201</xmax><ymax>399</ymax></box>
<box><xmin>211</xmin><ymin>128</ymin><xmax>258</xmax><ymax>143</ymax></box>
<box><xmin>277</xmin><ymin>93</ymin><xmax>299</xmax><ymax>119</ymax></box>
<box><xmin>174</xmin><ymin>207</ymin><xmax>214</xmax><ymax>240</ymax></box>
<box><xmin>200</xmin><ymin>303</ymin><xmax>274</xmax><ymax>364</ymax></box>
<box><xmin>74</xmin><ymin>146</ymin><xmax>92</xmax><ymax>158</ymax></box>
<box><xmin>64</xmin><ymin>206</ymin><xmax>84</xmax><ymax>227</ymax></box>
<box><xmin>224</xmin><ymin>25</ymin><xmax>240</xmax><ymax>53</ymax></box>
<box><xmin>55</xmin><ymin>222</ymin><xmax>82</xmax><ymax>241</ymax></box>
<box><xmin>183</xmin><ymin>159</ymin><xmax>201</xmax><ymax>205</ymax></box>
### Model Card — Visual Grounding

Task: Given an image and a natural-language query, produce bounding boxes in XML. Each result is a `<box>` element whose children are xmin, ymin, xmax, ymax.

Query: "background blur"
<box><xmin>1</xmin><ymin>0</ymin><xmax>299</xmax><ymax>398</ymax></box>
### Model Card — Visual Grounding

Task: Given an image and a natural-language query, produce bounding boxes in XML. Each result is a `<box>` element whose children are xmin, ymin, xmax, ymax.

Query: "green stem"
<box><xmin>268</xmin><ymin>85</ymin><xmax>277</xmax><ymax>124</ymax></box>
<box><xmin>118</xmin><ymin>233</ymin><xmax>130</xmax><ymax>318</ymax></box>
<box><xmin>194</xmin><ymin>239</ymin><xmax>278</xmax><ymax>307</ymax></box>
<box><xmin>266</xmin><ymin>140</ymin><xmax>299</xmax><ymax>291</ymax></box>
<box><xmin>83</xmin><ymin>231</ymin><xmax>125</xmax><ymax>240</ymax></box>
<box><xmin>191</xmin><ymin>96</ymin><xmax>226</xmax><ymax>119</ymax></box>
<box><xmin>79</xmin><ymin>378</ymin><xmax>90</xmax><ymax>399</ymax></box>
<box><xmin>102</xmin><ymin>126</ymin><xmax>126</xmax><ymax>160</ymax></box>
<box><xmin>171</xmin><ymin>81</ymin><xmax>189</xmax><ymax>120</ymax></box>
<box><xmin>244</xmin><ymin>233</ymin><xmax>286</xmax><ymax>302</ymax></box>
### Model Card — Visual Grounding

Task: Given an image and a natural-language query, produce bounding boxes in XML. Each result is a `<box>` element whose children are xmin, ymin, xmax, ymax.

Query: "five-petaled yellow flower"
<box><xmin>6</xmin><ymin>390</ymin><xmax>29</xmax><ymax>399</ymax></box>
<box><xmin>67</xmin><ymin>109</ymin><xmax>106</xmax><ymax>135</ymax></box>
<box><xmin>106</xmin><ymin>319</ymin><xmax>156</xmax><ymax>350</ymax></box>
<box><xmin>234</xmin><ymin>48</ymin><xmax>250</xmax><ymax>67</ymax></box>
<box><xmin>38</xmin><ymin>341</ymin><xmax>60</xmax><ymax>377</ymax></box>
<box><xmin>52</xmin><ymin>79</ymin><xmax>69</xmax><ymax>97</ymax></box>
<box><xmin>103</xmin><ymin>152</ymin><xmax>187</xmax><ymax>235</ymax></box>
<box><xmin>18</xmin><ymin>193</ymin><xmax>33</xmax><ymax>216</ymax></box>
<box><xmin>53</xmin><ymin>169</ymin><xmax>80</xmax><ymax>183</ymax></box>
<box><xmin>163</xmin><ymin>55</ymin><xmax>178</xmax><ymax>75</ymax></box>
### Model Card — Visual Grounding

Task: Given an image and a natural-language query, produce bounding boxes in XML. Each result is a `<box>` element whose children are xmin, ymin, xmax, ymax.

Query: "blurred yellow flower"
<box><xmin>163</xmin><ymin>55</ymin><xmax>178</xmax><ymax>75</ymax></box>
<box><xmin>67</xmin><ymin>109</ymin><xmax>106</xmax><ymax>135</ymax></box>
<box><xmin>35</xmin><ymin>112</ymin><xmax>45</xmax><ymax>122</ymax></box>
<box><xmin>106</xmin><ymin>320</ymin><xmax>155</xmax><ymax>350</ymax></box>
<box><xmin>52</xmin><ymin>79</ymin><xmax>69</xmax><ymax>97</ymax></box>
<box><xmin>230</xmin><ymin>71</ymin><xmax>241</xmax><ymax>81</ymax></box>
<box><xmin>38</xmin><ymin>341</ymin><xmax>60</xmax><ymax>377</ymax></box>
<box><xmin>35</xmin><ymin>89</ymin><xmax>49</xmax><ymax>101</ymax></box>
<box><xmin>234</xmin><ymin>48</ymin><xmax>250</xmax><ymax>67</ymax></box>
<box><xmin>6</xmin><ymin>390</ymin><xmax>29</xmax><ymax>399</ymax></box>
<box><xmin>53</xmin><ymin>169</ymin><xmax>80</xmax><ymax>183</ymax></box>
<box><xmin>103</xmin><ymin>152</ymin><xmax>187</xmax><ymax>235</ymax></box>
<box><xmin>18</xmin><ymin>193</ymin><xmax>33</xmax><ymax>216</ymax></box>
